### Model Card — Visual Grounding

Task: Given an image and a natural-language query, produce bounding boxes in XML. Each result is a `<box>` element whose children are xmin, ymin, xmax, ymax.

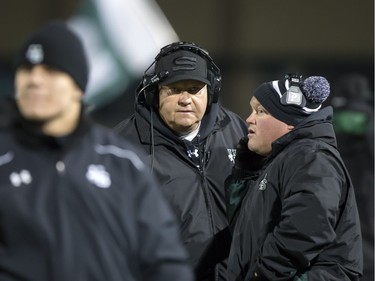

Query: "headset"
<box><xmin>136</xmin><ymin>42</ymin><xmax>222</xmax><ymax>109</ymax></box>
<box><xmin>281</xmin><ymin>73</ymin><xmax>307</xmax><ymax>107</ymax></box>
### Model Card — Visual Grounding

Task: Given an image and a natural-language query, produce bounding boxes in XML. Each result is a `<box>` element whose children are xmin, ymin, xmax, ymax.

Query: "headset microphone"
<box><xmin>137</xmin><ymin>70</ymin><xmax>169</xmax><ymax>94</ymax></box>
<box><xmin>150</xmin><ymin>70</ymin><xmax>169</xmax><ymax>84</ymax></box>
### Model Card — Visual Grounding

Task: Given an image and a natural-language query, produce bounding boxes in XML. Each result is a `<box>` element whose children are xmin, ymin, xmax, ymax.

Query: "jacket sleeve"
<box><xmin>135</xmin><ymin>171</ymin><xmax>194</xmax><ymax>281</ymax></box>
<box><xmin>247</xmin><ymin>149</ymin><xmax>349</xmax><ymax>281</ymax></box>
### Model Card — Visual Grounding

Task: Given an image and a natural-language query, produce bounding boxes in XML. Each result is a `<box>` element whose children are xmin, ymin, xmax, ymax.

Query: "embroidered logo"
<box><xmin>86</xmin><ymin>164</ymin><xmax>111</xmax><ymax>189</ymax></box>
<box><xmin>258</xmin><ymin>173</ymin><xmax>268</xmax><ymax>190</ymax></box>
<box><xmin>10</xmin><ymin>170</ymin><xmax>32</xmax><ymax>187</ymax></box>
<box><xmin>172</xmin><ymin>56</ymin><xmax>197</xmax><ymax>71</ymax></box>
<box><xmin>26</xmin><ymin>44</ymin><xmax>44</xmax><ymax>64</ymax></box>
<box><xmin>227</xmin><ymin>149</ymin><xmax>236</xmax><ymax>164</ymax></box>
<box><xmin>187</xmin><ymin>148</ymin><xmax>199</xmax><ymax>158</ymax></box>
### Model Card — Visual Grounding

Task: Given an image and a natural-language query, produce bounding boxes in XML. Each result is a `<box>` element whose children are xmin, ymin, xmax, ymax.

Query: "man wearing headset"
<box><xmin>115</xmin><ymin>42</ymin><xmax>248</xmax><ymax>281</ymax></box>
<box><xmin>225</xmin><ymin>74</ymin><xmax>363</xmax><ymax>280</ymax></box>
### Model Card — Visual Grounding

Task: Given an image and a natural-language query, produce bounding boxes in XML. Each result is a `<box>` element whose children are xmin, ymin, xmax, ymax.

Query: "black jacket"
<box><xmin>0</xmin><ymin>103</ymin><xmax>193</xmax><ymax>281</ymax></box>
<box><xmin>115</xmin><ymin>102</ymin><xmax>247</xmax><ymax>280</ymax></box>
<box><xmin>226</xmin><ymin>107</ymin><xmax>363</xmax><ymax>281</ymax></box>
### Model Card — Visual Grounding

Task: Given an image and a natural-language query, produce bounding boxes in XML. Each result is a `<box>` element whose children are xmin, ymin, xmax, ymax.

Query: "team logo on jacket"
<box><xmin>10</xmin><ymin>170</ymin><xmax>32</xmax><ymax>187</ymax></box>
<box><xmin>258</xmin><ymin>174</ymin><xmax>267</xmax><ymax>190</ymax></box>
<box><xmin>86</xmin><ymin>164</ymin><xmax>111</xmax><ymax>188</ymax></box>
<box><xmin>227</xmin><ymin>149</ymin><xmax>236</xmax><ymax>164</ymax></box>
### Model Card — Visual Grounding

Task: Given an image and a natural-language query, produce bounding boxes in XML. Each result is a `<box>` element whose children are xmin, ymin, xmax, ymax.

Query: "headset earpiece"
<box><xmin>135</xmin><ymin>66</ymin><xmax>167</xmax><ymax>108</ymax></box>
<box><xmin>135</xmin><ymin>75</ymin><xmax>154</xmax><ymax>107</ymax></box>
<box><xmin>208</xmin><ymin>69</ymin><xmax>221</xmax><ymax>104</ymax></box>
<box><xmin>145</xmin><ymin>87</ymin><xmax>158</xmax><ymax>108</ymax></box>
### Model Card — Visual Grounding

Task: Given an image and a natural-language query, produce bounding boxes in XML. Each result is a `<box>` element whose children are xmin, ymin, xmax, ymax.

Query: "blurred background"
<box><xmin>0</xmin><ymin>0</ymin><xmax>373</xmax><ymax>124</ymax></box>
<box><xmin>0</xmin><ymin>1</ymin><xmax>374</xmax><ymax>280</ymax></box>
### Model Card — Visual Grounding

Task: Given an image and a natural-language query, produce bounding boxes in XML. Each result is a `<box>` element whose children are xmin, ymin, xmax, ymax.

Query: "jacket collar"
<box><xmin>270</xmin><ymin>106</ymin><xmax>337</xmax><ymax>157</ymax></box>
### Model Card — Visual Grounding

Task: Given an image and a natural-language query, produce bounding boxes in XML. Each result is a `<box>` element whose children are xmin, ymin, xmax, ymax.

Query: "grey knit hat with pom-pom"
<box><xmin>253</xmin><ymin>73</ymin><xmax>330</xmax><ymax>126</ymax></box>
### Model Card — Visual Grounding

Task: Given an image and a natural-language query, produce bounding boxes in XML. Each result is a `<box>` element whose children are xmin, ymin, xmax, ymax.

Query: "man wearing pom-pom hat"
<box><xmin>225</xmin><ymin>74</ymin><xmax>363</xmax><ymax>281</ymax></box>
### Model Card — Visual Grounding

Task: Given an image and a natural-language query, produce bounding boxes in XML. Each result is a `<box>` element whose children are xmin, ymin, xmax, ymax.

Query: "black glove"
<box><xmin>233</xmin><ymin>137</ymin><xmax>265</xmax><ymax>179</ymax></box>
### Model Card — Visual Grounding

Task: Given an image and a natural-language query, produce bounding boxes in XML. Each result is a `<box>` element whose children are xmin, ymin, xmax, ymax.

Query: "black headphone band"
<box><xmin>155</xmin><ymin>42</ymin><xmax>220</xmax><ymax>75</ymax></box>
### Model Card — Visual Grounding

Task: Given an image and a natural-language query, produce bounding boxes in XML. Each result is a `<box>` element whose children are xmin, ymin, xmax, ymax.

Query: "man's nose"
<box><xmin>179</xmin><ymin>91</ymin><xmax>192</xmax><ymax>103</ymax></box>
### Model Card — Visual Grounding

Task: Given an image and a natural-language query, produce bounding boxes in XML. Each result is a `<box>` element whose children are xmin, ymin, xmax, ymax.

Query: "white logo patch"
<box><xmin>188</xmin><ymin>148</ymin><xmax>199</xmax><ymax>158</ymax></box>
<box><xmin>258</xmin><ymin>173</ymin><xmax>268</xmax><ymax>190</ymax></box>
<box><xmin>26</xmin><ymin>44</ymin><xmax>44</xmax><ymax>64</ymax></box>
<box><xmin>10</xmin><ymin>170</ymin><xmax>32</xmax><ymax>187</ymax></box>
<box><xmin>227</xmin><ymin>149</ymin><xmax>236</xmax><ymax>164</ymax></box>
<box><xmin>86</xmin><ymin>164</ymin><xmax>111</xmax><ymax>189</ymax></box>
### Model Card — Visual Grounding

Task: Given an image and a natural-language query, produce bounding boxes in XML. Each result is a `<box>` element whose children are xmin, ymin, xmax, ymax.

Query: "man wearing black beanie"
<box><xmin>14</xmin><ymin>20</ymin><xmax>88</xmax><ymax>93</ymax></box>
<box><xmin>225</xmin><ymin>74</ymin><xmax>363</xmax><ymax>280</ymax></box>
<box><xmin>0</xmin><ymin>20</ymin><xmax>193</xmax><ymax>281</ymax></box>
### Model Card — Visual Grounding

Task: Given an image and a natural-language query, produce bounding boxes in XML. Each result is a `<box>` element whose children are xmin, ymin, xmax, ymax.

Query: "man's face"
<box><xmin>246</xmin><ymin>96</ymin><xmax>293</xmax><ymax>156</ymax></box>
<box><xmin>158</xmin><ymin>80</ymin><xmax>208</xmax><ymax>135</ymax></box>
<box><xmin>15</xmin><ymin>64</ymin><xmax>82</xmax><ymax>124</ymax></box>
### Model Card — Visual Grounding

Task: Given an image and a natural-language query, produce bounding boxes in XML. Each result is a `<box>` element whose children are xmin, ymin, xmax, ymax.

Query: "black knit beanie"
<box><xmin>14</xmin><ymin>20</ymin><xmax>88</xmax><ymax>92</ymax></box>
<box><xmin>253</xmin><ymin>74</ymin><xmax>330</xmax><ymax>126</ymax></box>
